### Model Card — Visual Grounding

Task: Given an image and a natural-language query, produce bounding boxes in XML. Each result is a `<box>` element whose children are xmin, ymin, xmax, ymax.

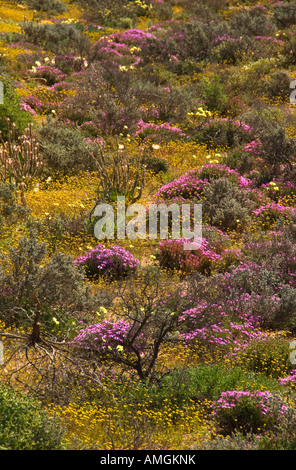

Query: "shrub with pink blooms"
<box><xmin>156</xmin><ymin>237</ymin><xmax>221</xmax><ymax>275</ymax></box>
<box><xmin>211</xmin><ymin>390</ymin><xmax>295</xmax><ymax>436</ymax></box>
<box><xmin>75</xmin><ymin>244</ymin><xmax>139</xmax><ymax>280</ymax></box>
<box><xmin>71</xmin><ymin>319</ymin><xmax>145</xmax><ymax>357</ymax></box>
<box><xmin>253</xmin><ymin>203</ymin><xmax>296</xmax><ymax>229</ymax></box>
<box><xmin>28</xmin><ymin>65</ymin><xmax>67</xmax><ymax>86</ymax></box>
<box><xmin>153</xmin><ymin>163</ymin><xmax>252</xmax><ymax>203</ymax></box>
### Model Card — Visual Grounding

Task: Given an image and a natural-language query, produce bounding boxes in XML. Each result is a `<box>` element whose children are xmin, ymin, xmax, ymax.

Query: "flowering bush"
<box><xmin>28</xmin><ymin>65</ymin><xmax>67</xmax><ymax>86</ymax></box>
<box><xmin>71</xmin><ymin>319</ymin><xmax>145</xmax><ymax>356</ymax></box>
<box><xmin>156</xmin><ymin>238</ymin><xmax>221</xmax><ymax>275</ymax></box>
<box><xmin>278</xmin><ymin>370</ymin><xmax>296</xmax><ymax>387</ymax></box>
<box><xmin>153</xmin><ymin>164</ymin><xmax>252</xmax><ymax>203</ymax></box>
<box><xmin>179</xmin><ymin>308</ymin><xmax>265</xmax><ymax>350</ymax></box>
<box><xmin>153</xmin><ymin>171</ymin><xmax>207</xmax><ymax>202</ymax></box>
<box><xmin>75</xmin><ymin>244</ymin><xmax>139</xmax><ymax>280</ymax></box>
<box><xmin>194</xmin><ymin>117</ymin><xmax>254</xmax><ymax>148</ymax></box>
<box><xmin>252</xmin><ymin>203</ymin><xmax>296</xmax><ymax>229</ymax></box>
<box><xmin>212</xmin><ymin>390</ymin><xmax>293</xmax><ymax>436</ymax></box>
<box><xmin>133</xmin><ymin>119</ymin><xmax>187</xmax><ymax>143</ymax></box>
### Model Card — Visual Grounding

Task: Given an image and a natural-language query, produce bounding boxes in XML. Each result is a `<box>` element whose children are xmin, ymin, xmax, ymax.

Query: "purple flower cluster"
<box><xmin>205</xmin><ymin>117</ymin><xmax>253</xmax><ymax>134</ymax></box>
<box><xmin>71</xmin><ymin>319</ymin><xmax>145</xmax><ymax>354</ymax></box>
<box><xmin>133</xmin><ymin>119</ymin><xmax>187</xmax><ymax>142</ymax></box>
<box><xmin>211</xmin><ymin>389</ymin><xmax>292</xmax><ymax>435</ymax></box>
<box><xmin>178</xmin><ymin>295</ymin><xmax>267</xmax><ymax>350</ymax></box>
<box><xmin>153</xmin><ymin>164</ymin><xmax>252</xmax><ymax>202</ymax></box>
<box><xmin>28</xmin><ymin>65</ymin><xmax>67</xmax><ymax>85</ymax></box>
<box><xmin>212</xmin><ymin>390</ymin><xmax>288</xmax><ymax>416</ymax></box>
<box><xmin>108</xmin><ymin>29</ymin><xmax>157</xmax><ymax>45</ymax></box>
<box><xmin>254</xmin><ymin>35</ymin><xmax>284</xmax><ymax>45</ymax></box>
<box><xmin>278</xmin><ymin>370</ymin><xmax>296</xmax><ymax>386</ymax></box>
<box><xmin>243</xmin><ymin>139</ymin><xmax>264</xmax><ymax>156</ymax></box>
<box><xmin>253</xmin><ymin>202</ymin><xmax>296</xmax><ymax>224</ymax></box>
<box><xmin>93</xmin><ymin>36</ymin><xmax>142</xmax><ymax>69</ymax></box>
<box><xmin>75</xmin><ymin>244</ymin><xmax>139</xmax><ymax>280</ymax></box>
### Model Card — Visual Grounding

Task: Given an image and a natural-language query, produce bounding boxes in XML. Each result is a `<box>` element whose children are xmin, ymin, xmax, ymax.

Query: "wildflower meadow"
<box><xmin>1</xmin><ymin>0</ymin><xmax>296</xmax><ymax>457</ymax></box>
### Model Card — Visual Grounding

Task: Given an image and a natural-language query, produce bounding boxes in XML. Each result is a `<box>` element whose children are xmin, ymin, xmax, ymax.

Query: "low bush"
<box><xmin>234</xmin><ymin>335</ymin><xmax>293</xmax><ymax>379</ymax></box>
<box><xmin>211</xmin><ymin>389</ymin><xmax>295</xmax><ymax>436</ymax></box>
<box><xmin>160</xmin><ymin>364</ymin><xmax>282</xmax><ymax>404</ymax></box>
<box><xmin>202</xmin><ymin>178</ymin><xmax>254</xmax><ymax>232</ymax></box>
<box><xmin>19</xmin><ymin>0</ymin><xmax>67</xmax><ymax>13</ymax></box>
<box><xmin>230</xmin><ymin>9</ymin><xmax>276</xmax><ymax>37</ymax></box>
<box><xmin>273</xmin><ymin>2</ymin><xmax>296</xmax><ymax>29</ymax></box>
<box><xmin>156</xmin><ymin>238</ymin><xmax>221</xmax><ymax>275</ymax></box>
<box><xmin>75</xmin><ymin>243</ymin><xmax>140</xmax><ymax>280</ymax></box>
<box><xmin>22</xmin><ymin>21</ymin><xmax>90</xmax><ymax>55</ymax></box>
<box><xmin>0</xmin><ymin>235</ymin><xmax>98</xmax><ymax>328</ymax></box>
<box><xmin>0</xmin><ymin>385</ymin><xmax>64</xmax><ymax>450</ymax></box>
<box><xmin>37</xmin><ymin>120</ymin><xmax>96</xmax><ymax>175</ymax></box>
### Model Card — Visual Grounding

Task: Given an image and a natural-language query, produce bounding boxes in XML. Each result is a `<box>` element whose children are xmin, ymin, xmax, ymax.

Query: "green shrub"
<box><xmin>211</xmin><ymin>37</ymin><xmax>250</xmax><ymax>65</ymax></box>
<box><xmin>193</xmin><ymin>432</ymin><xmax>260</xmax><ymax>450</ymax></box>
<box><xmin>19</xmin><ymin>0</ymin><xmax>67</xmax><ymax>13</ymax></box>
<box><xmin>144</xmin><ymin>154</ymin><xmax>169</xmax><ymax>174</ymax></box>
<box><xmin>273</xmin><ymin>2</ymin><xmax>296</xmax><ymax>28</ymax></box>
<box><xmin>0</xmin><ymin>385</ymin><xmax>65</xmax><ymax>450</ymax></box>
<box><xmin>200</xmin><ymin>75</ymin><xmax>228</xmax><ymax>114</ymax></box>
<box><xmin>0</xmin><ymin>77</ymin><xmax>32</xmax><ymax>138</ymax></box>
<box><xmin>230</xmin><ymin>10</ymin><xmax>276</xmax><ymax>37</ymax></box>
<box><xmin>37</xmin><ymin>120</ymin><xmax>96</xmax><ymax>175</ymax></box>
<box><xmin>0</xmin><ymin>235</ymin><xmax>99</xmax><ymax>329</ymax></box>
<box><xmin>194</xmin><ymin>118</ymin><xmax>252</xmax><ymax>149</ymax></box>
<box><xmin>265</xmin><ymin>71</ymin><xmax>291</xmax><ymax>102</ymax></box>
<box><xmin>234</xmin><ymin>336</ymin><xmax>293</xmax><ymax>379</ymax></box>
<box><xmin>0</xmin><ymin>182</ymin><xmax>18</xmax><ymax>220</ymax></box>
<box><xmin>148</xmin><ymin>364</ymin><xmax>282</xmax><ymax>405</ymax></box>
<box><xmin>73</xmin><ymin>0</ymin><xmax>135</xmax><ymax>24</ymax></box>
<box><xmin>202</xmin><ymin>178</ymin><xmax>253</xmax><ymax>232</ymax></box>
<box><xmin>178</xmin><ymin>20</ymin><xmax>211</xmax><ymax>61</ymax></box>
<box><xmin>22</xmin><ymin>21</ymin><xmax>90</xmax><ymax>55</ymax></box>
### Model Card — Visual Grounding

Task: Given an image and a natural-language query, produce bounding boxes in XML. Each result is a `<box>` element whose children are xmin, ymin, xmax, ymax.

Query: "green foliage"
<box><xmin>160</xmin><ymin>364</ymin><xmax>282</xmax><ymax>403</ymax></box>
<box><xmin>144</xmin><ymin>154</ymin><xmax>169</xmax><ymax>174</ymax></box>
<box><xmin>211</xmin><ymin>37</ymin><xmax>249</xmax><ymax>65</ymax></box>
<box><xmin>178</xmin><ymin>20</ymin><xmax>211</xmax><ymax>61</ymax></box>
<box><xmin>200</xmin><ymin>75</ymin><xmax>228</xmax><ymax>114</ymax></box>
<box><xmin>230</xmin><ymin>9</ymin><xmax>276</xmax><ymax>37</ymax></box>
<box><xmin>265</xmin><ymin>71</ymin><xmax>291</xmax><ymax>102</ymax></box>
<box><xmin>0</xmin><ymin>385</ymin><xmax>65</xmax><ymax>450</ymax></box>
<box><xmin>194</xmin><ymin>118</ymin><xmax>251</xmax><ymax>149</ymax></box>
<box><xmin>273</xmin><ymin>2</ymin><xmax>296</xmax><ymax>28</ymax></box>
<box><xmin>0</xmin><ymin>235</ymin><xmax>99</xmax><ymax>327</ymax></box>
<box><xmin>37</xmin><ymin>120</ymin><xmax>96</xmax><ymax>175</ymax></box>
<box><xmin>234</xmin><ymin>336</ymin><xmax>293</xmax><ymax>379</ymax></box>
<box><xmin>73</xmin><ymin>0</ymin><xmax>146</xmax><ymax>25</ymax></box>
<box><xmin>202</xmin><ymin>178</ymin><xmax>253</xmax><ymax>232</ymax></box>
<box><xmin>212</xmin><ymin>390</ymin><xmax>294</xmax><ymax>436</ymax></box>
<box><xmin>0</xmin><ymin>182</ymin><xmax>19</xmax><ymax>222</ymax></box>
<box><xmin>19</xmin><ymin>0</ymin><xmax>67</xmax><ymax>13</ymax></box>
<box><xmin>0</xmin><ymin>77</ymin><xmax>32</xmax><ymax>138</ymax></box>
<box><xmin>194</xmin><ymin>432</ymin><xmax>260</xmax><ymax>450</ymax></box>
<box><xmin>22</xmin><ymin>21</ymin><xmax>90</xmax><ymax>55</ymax></box>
